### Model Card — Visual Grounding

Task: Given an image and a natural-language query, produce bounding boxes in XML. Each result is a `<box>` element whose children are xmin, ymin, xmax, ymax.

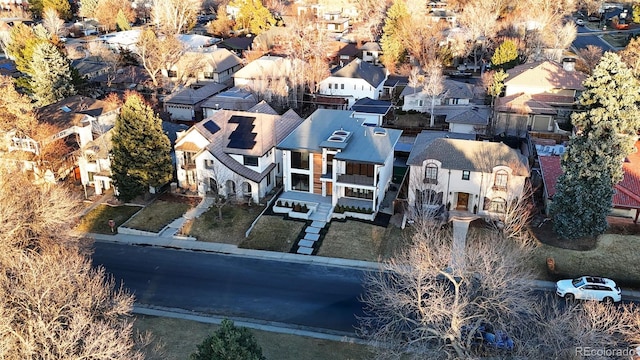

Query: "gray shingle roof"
<box><xmin>330</xmin><ymin>59</ymin><xmax>387</xmax><ymax>87</ymax></box>
<box><xmin>277</xmin><ymin>109</ymin><xmax>402</xmax><ymax>165</ymax></box>
<box><xmin>444</xmin><ymin>106</ymin><xmax>490</xmax><ymax>125</ymax></box>
<box><xmin>408</xmin><ymin>136</ymin><xmax>529</xmax><ymax>176</ymax></box>
<box><xmin>163</xmin><ymin>83</ymin><xmax>227</xmax><ymax>105</ymax></box>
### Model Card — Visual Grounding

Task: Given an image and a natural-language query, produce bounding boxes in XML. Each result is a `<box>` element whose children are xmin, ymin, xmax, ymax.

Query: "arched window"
<box><xmin>493</xmin><ymin>170</ymin><xmax>508</xmax><ymax>190</ymax></box>
<box><xmin>489</xmin><ymin>197</ymin><xmax>507</xmax><ymax>213</ymax></box>
<box><xmin>424</xmin><ymin>163</ymin><xmax>438</xmax><ymax>184</ymax></box>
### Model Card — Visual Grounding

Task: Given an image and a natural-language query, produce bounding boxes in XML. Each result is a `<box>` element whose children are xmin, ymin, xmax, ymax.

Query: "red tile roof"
<box><xmin>539</xmin><ymin>141</ymin><xmax>640</xmax><ymax>209</ymax></box>
<box><xmin>539</xmin><ymin>155</ymin><xmax>562</xmax><ymax>199</ymax></box>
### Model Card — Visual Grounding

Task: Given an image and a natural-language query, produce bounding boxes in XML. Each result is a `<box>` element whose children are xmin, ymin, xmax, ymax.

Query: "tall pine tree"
<box><xmin>551</xmin><ymin>52</ymin><xmax>640</xmax><ymax>240</ymax></box>
<box><xmin>30</xmin><ymin>41</ymin><xmax>75</xmax><ymax>106</ymax></box>
<box><xmin>111</xmin><ymin>92</ymin><xmax>173</xmax><ymax>202</ymax></box>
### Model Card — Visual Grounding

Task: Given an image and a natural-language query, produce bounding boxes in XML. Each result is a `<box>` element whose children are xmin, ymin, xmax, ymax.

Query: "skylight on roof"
<box><xmin>60</xmin><ymin>106</ymin><xmax>72</xmax><ymax>113</ymax></box>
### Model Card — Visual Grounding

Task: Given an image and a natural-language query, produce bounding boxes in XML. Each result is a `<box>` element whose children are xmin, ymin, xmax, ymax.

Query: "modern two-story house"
<box><xmin>174</xmin><ymin>102</ymin><xmax>303</xmax><ymax>203</ymax></box>
<box><xmin>407</xmin><ymin>131</ymin><xmax>529</xmax><ymax>218</ymax></box>
<box><xmin>277</xmin><ymin>109</ymin><xmax>402</xmax><ymax>219</ymax></box>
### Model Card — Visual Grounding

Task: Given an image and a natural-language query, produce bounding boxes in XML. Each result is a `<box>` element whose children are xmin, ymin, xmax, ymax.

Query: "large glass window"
<box><xmin>416</xmin><ymin>189</ymin><xmax>443</xmax><ymax>205</ymax></box>
<box><xmin>425</xmin><ymin>164</ymin><xmax>438</xmax><ymax>184</ymax></box>
<box><xmin>244</xmin><ymin>156</ymin><xmax>258</xmax><ymax>167</ymax></box>
<box><xmin>183</xmin><ymin>151</ymin><xmax>195</xmax><ymax>166</ymax></box>
<box><xmin>346</xmin><ymin>162</ymin><xmax>374</xmax><ymax>177</ymax></box>
<box><xmin>494</xmin><ymin>170</ymin><xmax>508</xmax><ymax>190</ymax></box>
<box><xmin>291</xmin><ymin>151</ymin><xmax>309</xmax><ymax>170</ymax></box>
<box><xmin>291</xmin><ymin>173</ymin><xmax>309</xmax><ymax>191</ymax></box>
<box><xmin>345</xmin><ymin>187</ymin><xmax>374</xmax><ymax>199</ymax></box>
<box><xmin>326</xmin><ymin>154</ymin><xmax>334</xmax><ymax>175</ymax></box>
<box><xmin>489</xmin><ymin>198</ymin><xmax>507</xmax><ymax>213</ymax></box>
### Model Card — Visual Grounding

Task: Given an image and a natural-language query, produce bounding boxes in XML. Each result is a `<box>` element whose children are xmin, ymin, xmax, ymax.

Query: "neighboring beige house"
<box><xmin>174</xmin><ymin>102</ymin><xmax>304</xmax><ymax>203</ymax></box>
<box><xmin>163</xmin><ymin>82</ymin><xmax>227</xmax><ymax>121</ymax></box>
<box><xmin>163</xmin><ymin>47</ymin><xmax>243</xmax><ymax>87</ymax></box>
<box><xmin>407</xmin><ymin>131</ymin><xmax>529</xmax><ymax>218</ymax></box>
<box><xmin>494</xmin><ymin>60</ymin><xmax>587</xmax><ymax>136</ymax></box>
<box><xmin>1</xmin><ymin>96</ymin><xmax>122</xmax><ymax>192</ymax></box>
<box><xmin>401</xmin><ymin>78</ymin><xmax>475</xmax><ymax>112</ymax></box>
<box><xmin>232</xmin><ymin>55</ymin><xmax>306</xmax><ymax>102</ymax></box>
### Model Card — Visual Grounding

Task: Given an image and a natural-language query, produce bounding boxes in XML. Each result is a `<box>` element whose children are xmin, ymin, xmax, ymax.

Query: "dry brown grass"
<box><xmin>317</xmin><ymin>221</ymin><xmax>410</xmax><ymax>262</ymax></box>
<box><xmin>133</xmin><ymin>315</ymin><xmax>375</xmax><ymax>360</ymax></box>
<box><xmin>124</xmin><ymin>200</ymin><xmax>191</xmax><ymax>233</ymax></box>
<box><xmin>186</xmin><ymin>204</ymin><xmax>265</xmax><ymax>244</ymax></box>
<box><xmin>532</xmin><ymin>234</ymin><xmax>640</xmax><ymax>283</ymax></box>
<box><xmin>75</xmin><ymin>204</ymin><xmax>142</xmax><ymax>234</ymax></box>
<box><xmin>240</xmin><ymin>215</ymin><xmax>306</xmax><ymax>252</ymax></box>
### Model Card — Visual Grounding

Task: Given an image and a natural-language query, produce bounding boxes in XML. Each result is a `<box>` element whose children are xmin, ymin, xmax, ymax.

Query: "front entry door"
<box><xmin>456</xmin><ymin>192</ymin><xmax>469</xmax><ymax>210</ymax></box>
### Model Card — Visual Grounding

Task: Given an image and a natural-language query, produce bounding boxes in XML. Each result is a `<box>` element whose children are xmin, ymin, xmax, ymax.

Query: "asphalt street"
<box><xmin>92</xmin><ymin>242</ymin><xmax>366</xmax><ymax>333</ymax></box>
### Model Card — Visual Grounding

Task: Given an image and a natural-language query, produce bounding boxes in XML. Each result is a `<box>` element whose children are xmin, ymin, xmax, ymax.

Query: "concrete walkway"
<box><xmin>158</xmin><ymin>197</ymin><xmax>214</xmax><ymax>238</ymax></box>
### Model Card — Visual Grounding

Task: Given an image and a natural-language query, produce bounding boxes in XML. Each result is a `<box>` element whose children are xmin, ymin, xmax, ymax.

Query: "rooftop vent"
<box><xmin>327</xmin><ymin>129</ymin><xmax>351</xmax><ymax>142</ymax></box>
<box><xmin>373</xmin><ymin>127</ymin><xmax>387</xmax><ymax>136</ymax></box>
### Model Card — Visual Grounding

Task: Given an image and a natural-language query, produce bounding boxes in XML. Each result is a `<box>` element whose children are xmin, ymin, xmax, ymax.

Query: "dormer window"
<box><xmin>493</xmin><ymin>170</ymin><xmax>508</xmax><ymax>190</ymax></box>
<box><xmin>424</xmin><ymin>164</ymin><xmax>438</xmax><ymax>184</ymax></box>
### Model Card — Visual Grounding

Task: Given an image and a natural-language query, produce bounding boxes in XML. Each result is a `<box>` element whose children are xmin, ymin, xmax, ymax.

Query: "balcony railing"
<box><xmin>182</xmin><ymin>162</ymin><xmax>196</xmax><ymax>170</ymax></box>
<box><xmin>337</xmin><ymin>174</ymin><xmax>374</xmax><ymax>186</ymax></box>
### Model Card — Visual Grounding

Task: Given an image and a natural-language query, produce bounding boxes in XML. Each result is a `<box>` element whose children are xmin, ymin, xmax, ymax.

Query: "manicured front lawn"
<box><xmin>133</xmin><ymin>315</ymin><xmax>375</xmax><ymax>360</ymax></box>
<box><xmin>186</xmin><ymin>204</ymin><xmax>265</xmax><ymax>244</ymax></box>
<box><xmin>240</xmin><ymin>215</ymin><xmax>305</xmax><ymax>252</ymax></box>
<box><xmin>318</xmin><ymin>220</ymin><xmax>410</xmax><ymax>262</ymax></box>
<box><xmin>124</xmin><ymin>200</ymin><xmax>191</xmax><ymax>233</ymax></box>
<box><xmin>75</xmin><ymin>204</ymin><xmax>142</xmax><ymax>234</ymax></box>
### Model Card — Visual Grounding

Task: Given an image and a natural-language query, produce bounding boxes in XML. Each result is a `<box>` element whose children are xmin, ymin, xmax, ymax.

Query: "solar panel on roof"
<box><xmin>203</xmin><ymin>120</ymin><xmax>220</xmax><ymax>134</ymax></box>
<box><xmin>227</xmin><ymin>115</ymin><xmax>257</xmax><ymax>149</ymax></box>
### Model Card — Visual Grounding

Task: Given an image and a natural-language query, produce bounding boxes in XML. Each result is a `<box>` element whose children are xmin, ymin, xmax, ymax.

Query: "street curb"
<box><xmin>133</xmin><ymin>304</ymin><xmax>368</xmax><ymax>344</ymax></box>
<box><xmin>85</xmin><ymin>232</ymin><xmax>640</xmax><ymax>302</ymax></box>
<box><xmin>83</xmin><ymin>232</ymin><xmax>381</xmax><ymax>271</ymax></box>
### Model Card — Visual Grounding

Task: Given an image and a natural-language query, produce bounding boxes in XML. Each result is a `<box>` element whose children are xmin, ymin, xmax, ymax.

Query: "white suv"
<box><xmin>556</xmin><ymin>276</ymin><xmax>621</xmax><ymax>303</ymax></box>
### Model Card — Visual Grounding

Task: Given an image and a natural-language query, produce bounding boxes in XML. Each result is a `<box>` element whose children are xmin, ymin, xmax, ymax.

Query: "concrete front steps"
<box><xmin>296</xmin><ymin>203</ymin><xmax>332</xmax><ymax>255</ymax></box>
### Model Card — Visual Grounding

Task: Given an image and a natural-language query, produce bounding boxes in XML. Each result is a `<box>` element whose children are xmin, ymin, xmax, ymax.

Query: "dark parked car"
<box><xmin>461</xmin><ymin>323</ymin><xmax>515</xmax><ymax>351</ymax></box>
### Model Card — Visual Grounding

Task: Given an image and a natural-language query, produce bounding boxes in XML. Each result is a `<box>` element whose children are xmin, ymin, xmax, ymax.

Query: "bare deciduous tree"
<box><xmin>151</xmin><ymin>0</ymin><xmax>200</xmax><ymax>35</ymax></box>
<box><xmin>136</xmin><ymin>29</ymin><xmax>184</xmax><ymax>87</ymax></box>
<box><xmin>42</xmin><ymin>8</ymin><xmax>65</xmax><ymax>38</ymax></box>
<box><xmin>0</xmin><ymin>171</ymin><xmax>144</xmax><ymax>359</ymax></box>
<box><xmin>358</xmin><ymin>222</ymin><xmax>538</xmax><ymax>359</ymax></box>
<box><xmin>577</xmin><ymin>45</ymin><xmax>603</xmax><ymax>75</ymax></box>
<box><xmin>421</xmin><ymin>64</ymin><xmax>445</xmax><ymax>128</ymax></box>
<box><xmin>276</xmin><ymin>18</ymin><xmax>331</xmax><ymax>107</ymax></box>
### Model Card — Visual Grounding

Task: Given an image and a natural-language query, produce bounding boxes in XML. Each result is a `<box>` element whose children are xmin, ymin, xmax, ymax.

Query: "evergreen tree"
<box><xmin>190</xmin><ymin>319</ymin><xmax>265</xmax><ymax>360</ymax></box>
<box><xmin>116</xmin><ymin>9</ymin><xmax>132</xmax><ymax>31</ymax></box>
<box><xmin>551</xmin><ymin>52</ymin><xmax>640</xmax><ymax>239</ymax></box>
<box><xmin>30</xmin><ymin>41</ymin><xmax>76</xmax><ymax>106</ymax></box>
<box><xmin>491</xmin><ymin>39</ymin><xmax>519</xmax><ymax>70</ymax></box>
<box><xmin>380</xmin><ymin>0</ymin><xmax>409</xmax><ymax>72</ymax></box>
<box><xmin>111</xmin><ymin>92</ymin><xmax>173</xmax><ymax>202</ymax></box>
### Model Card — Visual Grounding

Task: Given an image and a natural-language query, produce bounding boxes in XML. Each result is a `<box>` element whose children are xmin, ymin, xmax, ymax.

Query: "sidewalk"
<box><xmin>84</xmin><ymin>230</ymin><xmax>640</xmax><ymax>301</ymax></box>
